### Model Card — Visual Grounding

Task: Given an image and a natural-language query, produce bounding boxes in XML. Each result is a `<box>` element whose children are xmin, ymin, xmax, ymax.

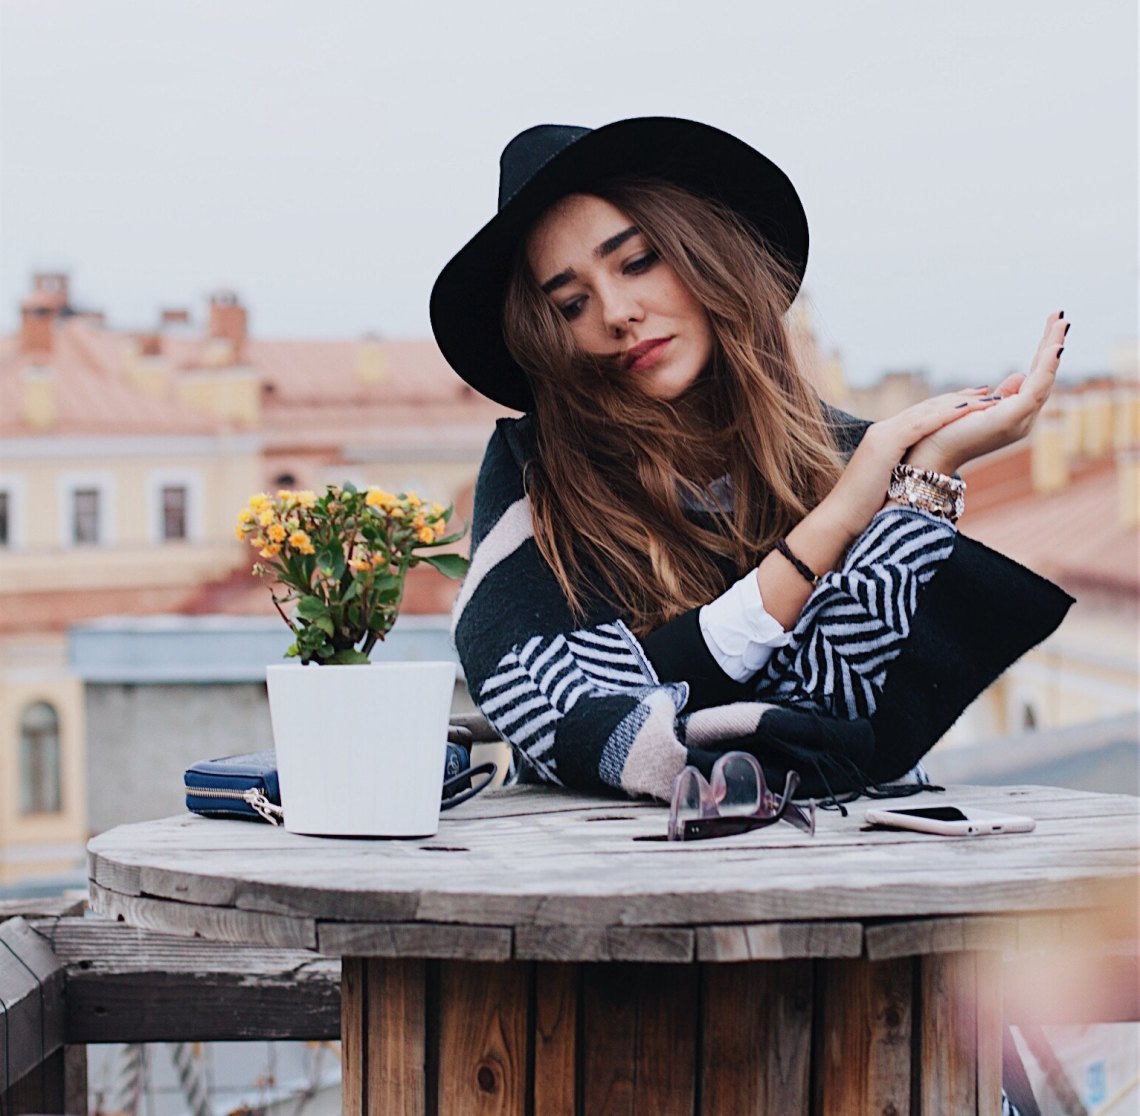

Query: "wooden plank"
<box><xmin>975</xmin><ymin>952</ymin><xmax>1003</xmax><ymax>1116</ymax></box>
<box><xmin>0</xmin><ymin>917</ymin><xmax>67</xmax><ymax>1095</ymax></box>
<box><xmin>701</xmin><ymin>961</ymin><xmax>812</xmax><ymax>1115</ymax></box>
<box><xmin>367</xmin><ymin>958</ymin><xmax>426</xmax><ymax>1116</ymax></box>
<box><xmin>865</xmin><ymin>916</ymin><xmax>1017</xmax><ymax>960</ymax></box>
<box><xmin>0</xmin><ymin>897</ymin><xmax>85</xmax><ymax>923</ymax></box>
<box><xmin>816</xmin><ymin>956</ymin><xmax>913</xmax><ymax>1114</ymax></box>
<box><xmin>28</xmin><ymin>914</ymin><xmax>339</xmax><ymax>1042</ymax></box>
<box><xmin>515</xmin><ymin>925</ymin><xmax>693</xmax><ymax>963</ymax></box>
<box><xmin>437</xmin><ymin>961</ymin><xmax>528</xmax><ymax>1116</ymax></box>
<box><xmin>696</xmin><ymin>921</ymin><xmax>862</xmax><ymax>961</ymax></box>
<box><xmin>89</xmin><ymin>881</ymin><xmax>316</xmax><ymax>949</ymax></box>
<box><xmin>579</xmin><ymin>963</ymin><xmax>697</xmax><ymax>1115</ymax></box>
<box><xmin>341</xmin><ymin>957</ymin><xmax>366</xmax><ymax>1116</ymax></box>
<box><xmin>318</xmin><ymin>921</ymin><xmax>511</xmax><ymax>959</ymax></box>
<box><xmin>533</xmin><ymin>963</ymin><xmax>576</xmax><ymax>1115</ymax></box>
<box><xmin>920</xmin><ymin>952</ymin><xmax>977</xmax><ymax>1115</ymax></box>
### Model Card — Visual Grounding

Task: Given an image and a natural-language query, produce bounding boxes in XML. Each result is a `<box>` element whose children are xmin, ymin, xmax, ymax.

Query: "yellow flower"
<box><xmin>234</xmin><ymin>524</ymin><xmax>247</xmax><ymax>541</ymax></box>
<box><xmin>267</xmin><ymin>523</ymin><xmax>287</xmax><ymax>543</ymax></box>
<box><xmin>276</xmin><ymin>489</ymin><xmax>294</xmax><ymax>502</ymax></box>
<box><xmin>289</xmin><ymin>530</ymin><xmax>315</xmax><ymax>555</ymax></box>
<box><xmin>412</xmin><ymin>515</ymin><xmax>426</xmax><ymax>530</ymax></box>
<box><xmin>238</xmin><ymin>508</ymin><xmax>255</xmax><ymax>525</ymax></box>
<box><xmin>349</xmin><ymin>557</ymin><xmax>371</xmax><ymax>573</ymax></box>
<box><xmin>430</xmin><ymin>502</ymin><xmax>445</xmax><ymax>517</ymax></box>
<box><xmin>433</xmin><ymin>521</ymin><xmax>446</xmax><ymax>537</ymax></box>
<box><xmin>248</xmin><ymin>493</ymin><xmax>270</xmax><ymax>512</ymax></box>
<box><xmin>365</xmin><ymin>488</ymin><xmax>398</xmax><ymax>510</ymax></box>
<box><xmin>417</xmin><ymin>526</ymin><xmax>434</xmax><ymax>544</ymax></box>
<box><xmin>260</xmin><ymin>543</ymin><xmax>282</xmax><ymax>558</ymax></box>
<box><xmin>258</xmin><ymin>508</ymin><xmax>275</xmax><ymax>527</ymax></box>
<box><xmin>371</xmin><ymin>553</ymin><xmax>387</xmax><ymax>569</ymax></box>
<box><xmin>296</xmin><ymin>490</ymin><xmax>317</xmax><ymax>508</ymax></box>
<box><xmin>250</xmin><ymin>535</ymin><xmax>266</xmax><ymax>549</ymax></box>
<box><xmin>404</xmin><ymin>491</ymin><xmax>422</xmax><ymax>508</ymax></box>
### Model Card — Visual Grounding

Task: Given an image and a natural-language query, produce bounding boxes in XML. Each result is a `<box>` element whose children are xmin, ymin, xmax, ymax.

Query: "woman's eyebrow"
<box><xmin>539</xmin><ymin>226</ymin><xmax>641</xmax><ymax>295</ymax></box>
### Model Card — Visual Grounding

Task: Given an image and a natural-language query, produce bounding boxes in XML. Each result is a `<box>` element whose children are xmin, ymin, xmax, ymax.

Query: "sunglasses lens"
<box><xmin>710</xmin><ymin>753</ymin><xmax>762</xmax><ymax>816</ymax></box>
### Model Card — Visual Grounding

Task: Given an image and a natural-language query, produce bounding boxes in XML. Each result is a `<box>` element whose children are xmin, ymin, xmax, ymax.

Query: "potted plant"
<box><xmin>235</xmin><ymin>484</ymin><xmax>468</xmax><ymax>836</ymax></box>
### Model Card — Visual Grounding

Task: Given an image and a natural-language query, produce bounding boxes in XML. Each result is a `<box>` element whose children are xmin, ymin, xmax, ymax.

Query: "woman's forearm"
<box><xmin>755</xmin><ymin>493</ymin><xmax>867</xmax><ymax>630</ymax></box>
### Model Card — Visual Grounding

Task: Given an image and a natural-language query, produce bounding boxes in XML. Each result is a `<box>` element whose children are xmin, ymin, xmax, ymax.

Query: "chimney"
<box><xmin>207</xmin><ymin>290</ymin><xmax>248</xmax><ymax>363</ymax></box>
<box><xmin>20</xmin><ymin>299</ymin><xmax>55</xmax><ymax>354</ymax></box>
<box><xmin>161</xmin><ymin>308</ymin><xmax>191</xmax><ymax>327</ymax></box>
<box><xmin>355</xmin><ymin>335</ymin><xmax>388</xmax><ymax>386</ymax></box>
<box><xmin>21</xmin><ymin>364</ymin><xmax>56</xmax><ymax>428</ymax></box>
<box><xmin>1031</xmin><ymin>409</ymin><xmax>1068</xmax><ymax>493</ymax></box>
<box><xmin>32</xmin><ymin>272</ymin><xmax>69</xmax><ymax>311</ymax></box>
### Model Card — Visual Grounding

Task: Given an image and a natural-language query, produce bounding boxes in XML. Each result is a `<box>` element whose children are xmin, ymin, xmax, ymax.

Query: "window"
<box><xmin>73</xmin><ymin>488</ymin><xmax>100</xmax><ymax>544</ymax></box>
<box><xmin>161</xmin><ymin>485</ymin><xmax>188</xmax><ymax>541</ymax></box>
<box><xmin>0</xmin><ymin>491</ymin><xmax>8</xmax><ymax>546</ymax></box>
<box><xmin>19</xmin><ymin>702</ymin><xmax>62</xmax><ymax>814</ymax></box>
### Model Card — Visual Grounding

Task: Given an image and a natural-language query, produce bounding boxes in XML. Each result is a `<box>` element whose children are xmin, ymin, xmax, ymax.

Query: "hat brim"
<box><xmin>429</xmin><ymin>117</ymin><xmax>809</xmax><ymax>412</ymax></box>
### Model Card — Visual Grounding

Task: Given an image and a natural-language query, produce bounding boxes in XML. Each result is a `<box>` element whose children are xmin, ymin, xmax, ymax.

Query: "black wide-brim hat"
<box><xmin>430</xmin><ymin>116</ymin><xmax>809</xmax><ymax>412</ymax></box>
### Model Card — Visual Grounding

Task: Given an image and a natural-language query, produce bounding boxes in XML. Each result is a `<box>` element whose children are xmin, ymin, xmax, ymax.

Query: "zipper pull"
<box><xmin>243</xmin><ymin>788</ymin><xmax>284</xmax><ymax>825</ymax></box>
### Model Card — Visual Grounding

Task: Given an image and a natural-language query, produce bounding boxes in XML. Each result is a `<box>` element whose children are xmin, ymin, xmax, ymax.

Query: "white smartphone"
<box><xmin>863</xmin><ymin>804</ymin><xmax>1036</xmax><ymax>837</ymax></box>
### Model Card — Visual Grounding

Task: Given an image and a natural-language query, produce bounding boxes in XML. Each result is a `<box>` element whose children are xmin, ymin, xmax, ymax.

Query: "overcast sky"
<box><xmin>1</xmin><ymin>0</ymin><xmax>1136</xmax><ymax>386</ymax></box>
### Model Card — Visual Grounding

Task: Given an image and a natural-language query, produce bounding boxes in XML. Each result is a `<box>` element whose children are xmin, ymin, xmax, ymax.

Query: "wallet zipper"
<box><xmin>185</xmin><ymin>784</ymin><xmax>284</xmax><ymax>826</ymax></box>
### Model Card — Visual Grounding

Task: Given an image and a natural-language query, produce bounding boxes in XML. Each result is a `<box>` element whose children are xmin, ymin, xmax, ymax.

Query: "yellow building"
<box><xmin>0</xmin><ymin>273</ymin><xmax>507</xmax><ymax>885</ymax></box>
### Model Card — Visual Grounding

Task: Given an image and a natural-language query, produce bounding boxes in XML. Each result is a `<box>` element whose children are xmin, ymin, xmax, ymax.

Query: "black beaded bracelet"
<box><xmin>775</xmin><ymin>539</ymin><xmax>820</xmax><ymax>587</ymax></box>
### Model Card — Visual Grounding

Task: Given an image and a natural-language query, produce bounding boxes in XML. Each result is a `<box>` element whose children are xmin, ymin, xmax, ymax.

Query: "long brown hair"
<box><xmin>502</xmin><ymin>178</ymin><xmax>844</xmax><ymax>636</ymax></box>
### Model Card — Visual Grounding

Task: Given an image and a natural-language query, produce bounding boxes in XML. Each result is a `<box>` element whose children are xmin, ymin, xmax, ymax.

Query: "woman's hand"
<box><xmin>757</xmin><ymin>387</ymin><xmax>995</xmax><ymax>628</ymax></box>
<box><xmin>817</xmin><ymin>389</ymin><xmax>1000</xmax><ymax>542</ymax></box>
<box><xmin>904</xmin><ymin>311</ymin><xmax>1068</xmax><ymax>475</ymax></box>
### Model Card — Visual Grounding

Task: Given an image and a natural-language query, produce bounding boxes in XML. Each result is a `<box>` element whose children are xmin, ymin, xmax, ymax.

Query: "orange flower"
<box><xmin>289</xmin><ymin>530</ymin><xmax>315</xmax><ymax>555</ymax></box>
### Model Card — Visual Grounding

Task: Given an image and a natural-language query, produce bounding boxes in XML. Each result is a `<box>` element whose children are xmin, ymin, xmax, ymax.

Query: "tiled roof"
<box><xmin>960</xmin><ymin>455</ymin><xmax>1139</xmax><ymax>596</ymax></box>
<box><xmin>0</xmin><ymin>320</ymin><xmax>219</xmax><ymax>437</ymax></box>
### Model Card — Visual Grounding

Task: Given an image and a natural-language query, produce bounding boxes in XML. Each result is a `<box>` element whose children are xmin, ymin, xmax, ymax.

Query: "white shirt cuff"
<box><xmin>699</xmin><ymin>571</ymin><xmax>792</xmax><ymax>683</ymax></box>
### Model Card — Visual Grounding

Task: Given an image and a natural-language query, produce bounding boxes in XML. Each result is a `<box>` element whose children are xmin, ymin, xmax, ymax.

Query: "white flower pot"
<box><xmin>266</xmin><ymin>661</ymin><xmax>455</xmax><ymax>837</ymax></box>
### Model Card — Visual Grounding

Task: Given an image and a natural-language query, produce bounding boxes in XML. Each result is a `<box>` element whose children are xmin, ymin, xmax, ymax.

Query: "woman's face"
<box><xmin>526</xmin><ymin>194</ymin><xmax>714</xmax><ymax>401</ymax></box>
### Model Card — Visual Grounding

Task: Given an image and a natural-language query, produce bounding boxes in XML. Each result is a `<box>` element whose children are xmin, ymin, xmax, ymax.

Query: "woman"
<box><xmin>431</xmin><ymin>117</ymin><xmax>1073</xmax><ymax>806</ymax></box>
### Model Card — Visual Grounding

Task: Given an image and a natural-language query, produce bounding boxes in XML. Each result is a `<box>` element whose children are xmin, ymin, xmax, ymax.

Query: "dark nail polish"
<box><xmin>1057</xmin><ymin>347</ymin><xmax>1064</xmax><ymax>358</ymax></box>
<box><xmin>1064</xmin><ymin>322</ymin><xmax>1071</xmax><ymax>337</ymax></box>
<box><xmin>974</xmin><ymin>385</ymin><xmax>989</xmax><ymax>390</ymax></box>
<box><xmin>954</xmin><ymin>402</ymin><xmax>969</xmax><ymax>409</ymax></box>
<box><xmin>1059</xmin><ymin>310</ymin><xmax>1064</xmax><ymax>320</ymax></box>
<box><xmin>979</xmin><ymin>395</ymin><xmax>1000</xmax><ymax>401</ymax></box>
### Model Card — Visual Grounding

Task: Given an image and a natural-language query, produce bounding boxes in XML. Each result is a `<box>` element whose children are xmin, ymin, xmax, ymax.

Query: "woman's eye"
<box><xmin>624</xmin><ymin>250</ymin><xmax>659</xmax><ymax>275</ymax></box>
<box><xmin>559</xmin><ymin>297</ymin><xmax>585</xmax><ymax>322</ymax></box>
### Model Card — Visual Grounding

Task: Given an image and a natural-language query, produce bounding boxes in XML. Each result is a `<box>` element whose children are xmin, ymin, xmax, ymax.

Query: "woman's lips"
<box><xmin>624</xmin><ymin>337</ymin><xmax>672</xmax><ymax>373</ymax></box>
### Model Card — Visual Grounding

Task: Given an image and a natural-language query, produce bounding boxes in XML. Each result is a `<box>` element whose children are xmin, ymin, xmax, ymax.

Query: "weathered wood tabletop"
<box><xmin>88</xmin><ymin>783</ymin><xmax>1139</xmax><ymax>1116</ymax></box>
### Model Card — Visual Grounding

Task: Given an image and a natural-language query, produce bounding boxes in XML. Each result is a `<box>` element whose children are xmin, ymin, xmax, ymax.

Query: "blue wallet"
<box><xmin>184</xmin><ymin>744</ymin><xmax>491</xmax><ymax>825</ymax></box>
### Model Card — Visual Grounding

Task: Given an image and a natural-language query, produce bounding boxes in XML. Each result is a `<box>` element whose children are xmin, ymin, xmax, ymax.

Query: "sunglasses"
<box><xmin>664</xmin><ymin>751</ymin><xmax>816</xmax><ymax>841</ymax></box>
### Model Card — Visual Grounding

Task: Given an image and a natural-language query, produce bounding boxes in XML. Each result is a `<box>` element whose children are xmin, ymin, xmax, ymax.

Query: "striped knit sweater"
<box><xmin>452</xmin><ymin>415</ymin><xmax>1074</xmax><ymax>802</ymax></box>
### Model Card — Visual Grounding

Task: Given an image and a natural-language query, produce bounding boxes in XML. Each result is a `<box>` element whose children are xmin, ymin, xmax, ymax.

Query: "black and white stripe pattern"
<box><xmin>758</xmin><ymin>508</ymin><xmax>956</xmax><ymax>720</ymax></box>
<box><xmin>478</xmin><ymin>621</ymin><xmax>659</xmax><ymax>783</ymax></box>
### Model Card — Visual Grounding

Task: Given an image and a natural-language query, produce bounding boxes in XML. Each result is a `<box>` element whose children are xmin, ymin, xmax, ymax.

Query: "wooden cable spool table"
<box><xmin>88</xmin><ymin>783</ymin><xmax>1139</xmax><ymax>1115</ymax></box>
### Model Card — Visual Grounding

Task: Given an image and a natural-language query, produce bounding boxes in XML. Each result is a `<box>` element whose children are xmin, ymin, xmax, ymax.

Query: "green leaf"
<box><xmin>420</xmin><ymin>553</ymin><xmax>470</xmax><ymax>579</ymax></box>
<box><xmin>317</xmin><ymin>542</ymin><xmax>346</xmax><ymax>580</ymax></box>
<box><xmin>341</xmin><ymin>579</ymin><xmax>363</xmax><ymax>604</ymax></box>
<box><xmin>296</xmin><ymin>595</ymin><xmax>328</xmax><ymax>620</ymax></box>
<box><xmin>324</xmin><ymin>648</ymin><xmax>371</xmax><ymax>665</ymax></box>
<box><xmin>341</xmin><ymin>481</ymin><xmax>358</xmax><ymax>496</ymax></box>
<box><xmin>313</xmin><ymin>615</ymin><xmax>335</xmax><ymax>637</ymax></box>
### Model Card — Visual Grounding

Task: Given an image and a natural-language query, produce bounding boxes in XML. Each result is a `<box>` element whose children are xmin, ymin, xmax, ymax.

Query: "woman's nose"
<box><xmin>598</xmin><ymin>286</ymin><xmax>644</xmax><ymax>337</ymax></box>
